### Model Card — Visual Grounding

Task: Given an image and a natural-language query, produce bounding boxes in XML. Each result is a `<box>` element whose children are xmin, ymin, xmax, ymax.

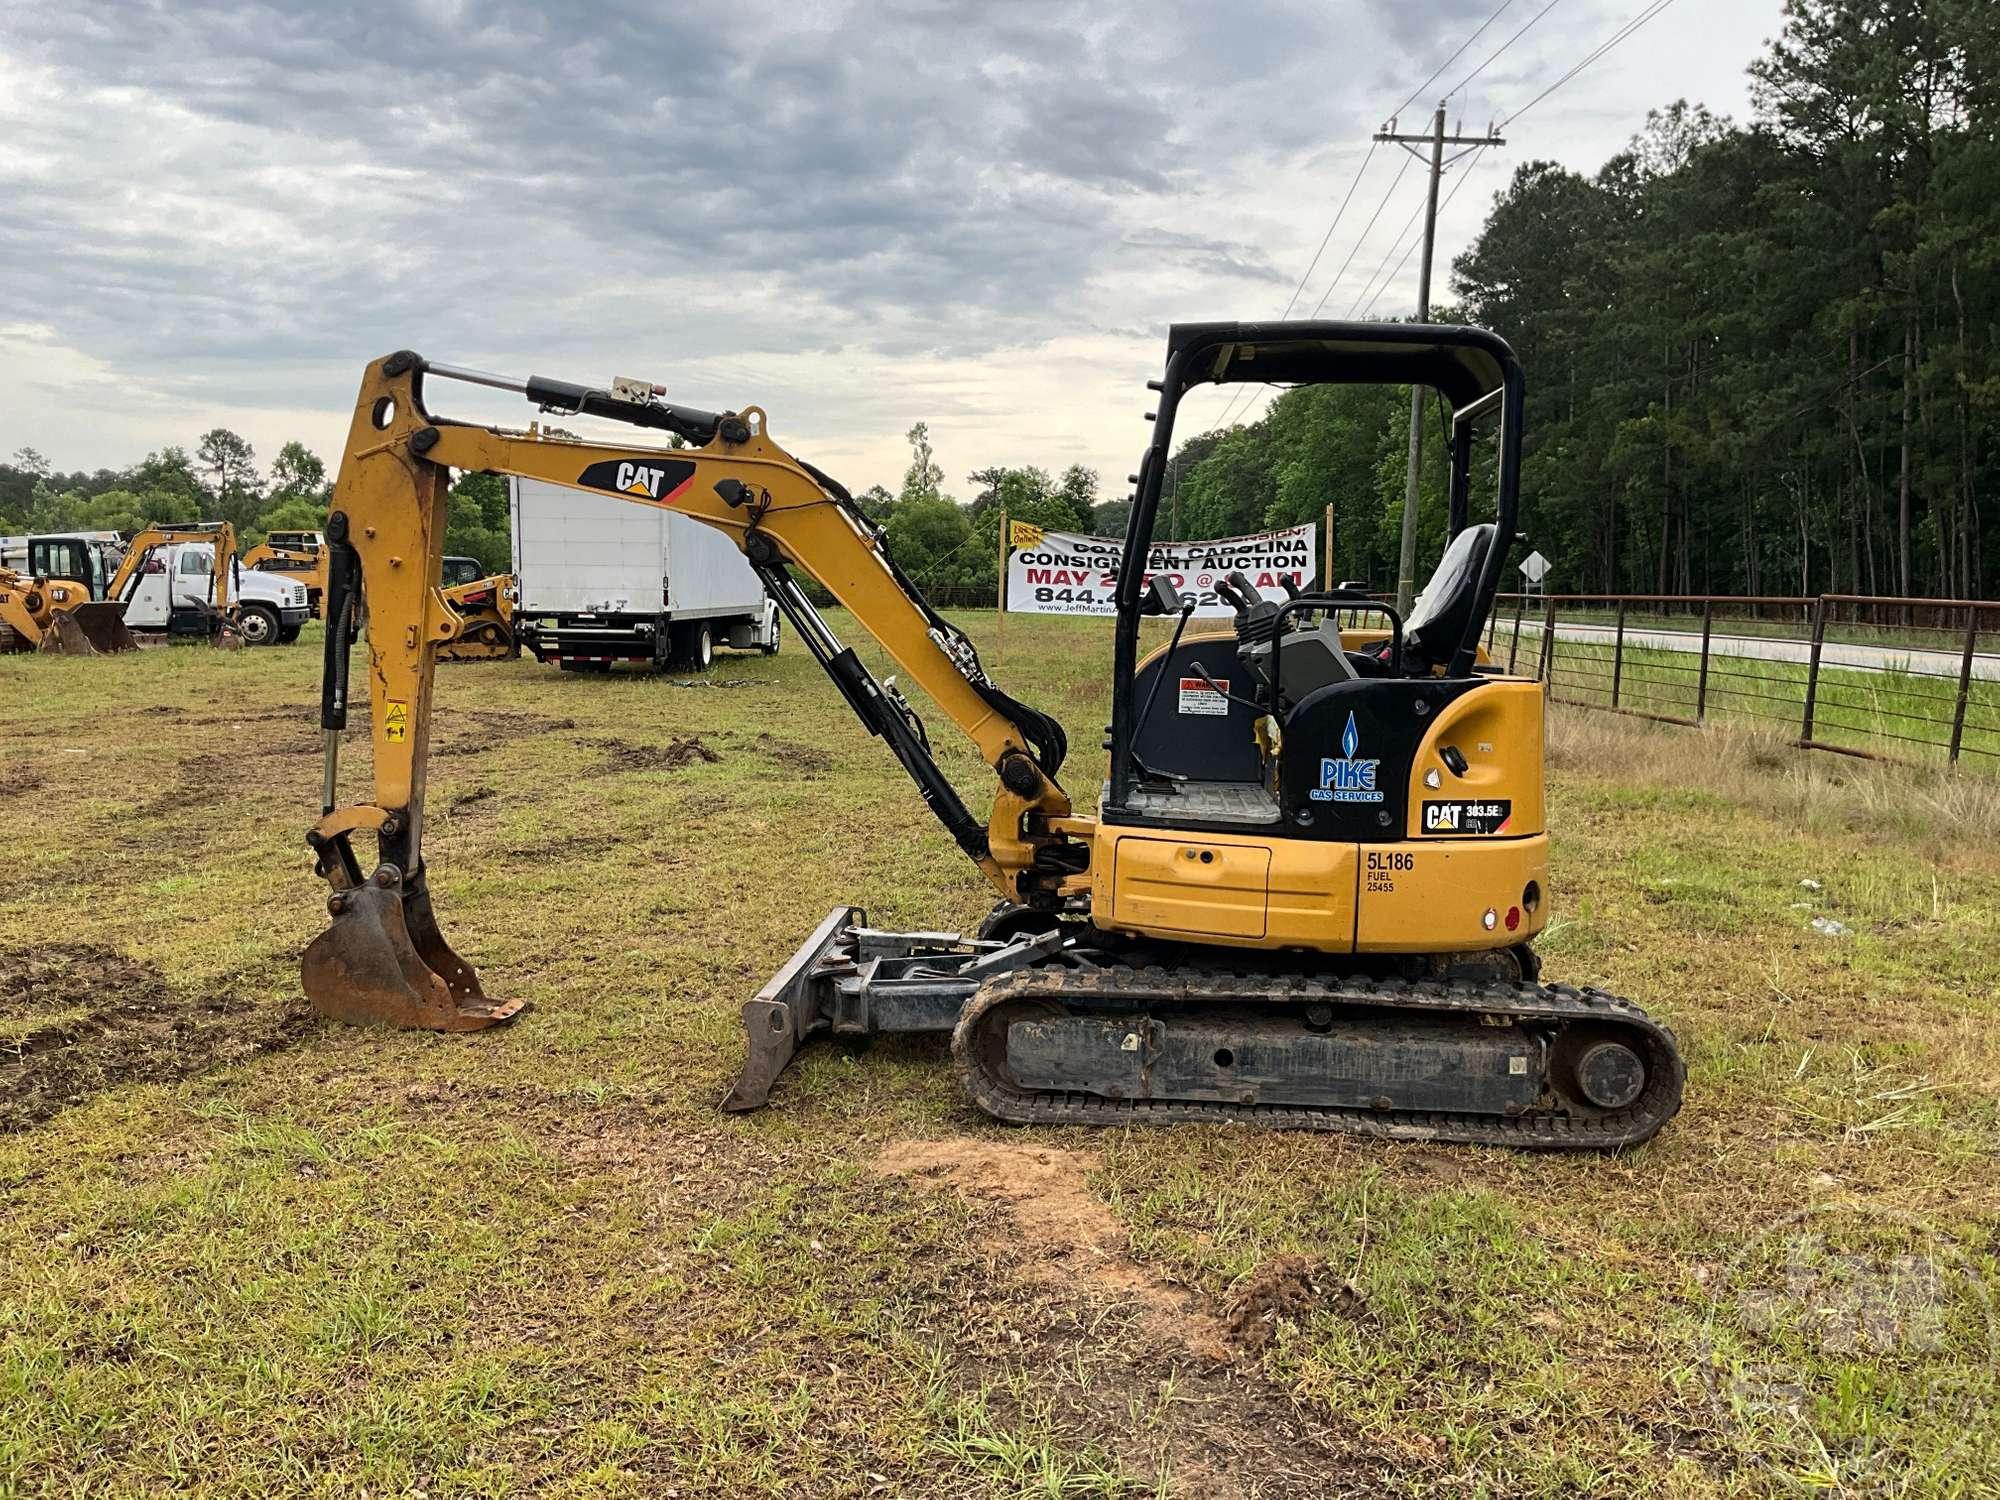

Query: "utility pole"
<box><xmin>1375</xmin><ymin>104</ymin><xmax>1503</xmax><ymax>613</ymax></box>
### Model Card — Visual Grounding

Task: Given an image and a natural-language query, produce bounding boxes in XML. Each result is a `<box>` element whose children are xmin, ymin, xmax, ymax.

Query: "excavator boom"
<box><xmin>305</xmin><ymin>352</ymin><xmax>1076</xmax><ymax>1034</ymax></box>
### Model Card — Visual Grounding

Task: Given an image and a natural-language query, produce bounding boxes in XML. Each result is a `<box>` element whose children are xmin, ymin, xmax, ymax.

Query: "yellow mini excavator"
<box><xmin>243</xmin><ymin>531</ymin><xmax>330</xmax><ymax>618</ymax></box>
<box><xmin>301</xmin><ymin>327</ymin><xmax>1684</xmax><ymax>1149</ymax></box>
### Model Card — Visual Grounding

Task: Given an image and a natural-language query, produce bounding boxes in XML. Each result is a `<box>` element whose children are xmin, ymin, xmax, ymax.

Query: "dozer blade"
<box><xmin>721</xmin><ymin>905</ymin><xmax>864</xmax><ymax>1112</ymax></box>
<box><xmin>41</xmin><ymin>604</ymin><xmax>139</xmax><ymax>656</ymax></box>
<box><xmin>302</xmin><ymin>866</ymin><xmax>525</xmax><ymax>1032</ymax></box>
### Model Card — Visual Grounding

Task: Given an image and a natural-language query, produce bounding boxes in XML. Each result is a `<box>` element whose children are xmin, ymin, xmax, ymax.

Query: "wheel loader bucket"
<box><xmin>302</xmin><ymin>865</ymin><xmax>525</xmax><ymax>1032</ymax></box>
<box><xmin>41</xmin><ymin>604</ymin><xmax>139</xmax><ymax>656</ymax></box>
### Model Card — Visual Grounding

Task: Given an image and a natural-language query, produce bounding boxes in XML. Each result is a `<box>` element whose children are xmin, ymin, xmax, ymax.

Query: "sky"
<box><xmin>0</xmin><ymin>0</ymin><xmax>1788</xmax><ymax>500</ymax></box>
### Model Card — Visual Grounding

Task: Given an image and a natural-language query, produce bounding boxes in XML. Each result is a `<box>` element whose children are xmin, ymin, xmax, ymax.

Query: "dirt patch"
<box><xmin>0</xmin><ymin>944</ymin><xmax>314</xmax><ymax>1131</ymax></box>
<box><xmin>873</xmin><ymin>1138</ymin><xmax>1232</xmax><ymax>1361</ymax></box>
<box><xmin>749</xmin><ymin>733</ymin><xmax>833</xmax><ymax>776</ymax></box>
<box><xmin>873</xmin><ymin>1141</ymin><xmax>1385</xmax><ymax>1495</ymax></box>
<box><xmin>1223</xmin><ymin>1253</ymin><xmax>1360</xmax><ymax>1354</ymax></box>
<box><xmin>0</xmin><ymin>763</ymin><xmax>46</xmax><ymax>799</ymax></box>
<box><xmin>449</xmin><ymin>785</ymin><xmax>498</xmax><ymax>811</ymax></box>
<box><xmin>580</xmin><ymin>734</ymin><xmax>721</xmax><ymax>774</ymax></box>
<box><xmin>500</xmin><ymin>831</ymin><xmax>630</xmax><ymax>862</ymax></box>
<box><xmin>141</xmin><ymin>725</ymin><xmax>323</xmax><ymax>811</ymax></box>
<box><xmin>654</xmin><ymin>677</ymin><xmax>768</xmax><ymax>690</ymax></box>
<box><xmin>431</xmin><ymin>710</ymin><xmax>579</xmax><ymax>758</ymax></box>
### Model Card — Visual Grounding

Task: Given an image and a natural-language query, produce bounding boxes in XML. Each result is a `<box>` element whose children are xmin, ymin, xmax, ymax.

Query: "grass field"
<box><xmin>3</xmin><ymin>614</ymin><xmax>1999</xmax><ymax>1498</ymax></box>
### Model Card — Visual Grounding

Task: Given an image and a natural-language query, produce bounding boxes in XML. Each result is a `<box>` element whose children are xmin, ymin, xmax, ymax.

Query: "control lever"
<box><xmin>1131</xmin><ymin>586</ymin><xmax>1199</xmax><ymax>782</ymax></box>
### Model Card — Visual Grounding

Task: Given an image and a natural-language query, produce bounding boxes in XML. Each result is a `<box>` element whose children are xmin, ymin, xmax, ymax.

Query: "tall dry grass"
<box><xmin>1545</xmin><ymin>704</ymin><xmax>2000</xmax><ymax>852</ymax></box>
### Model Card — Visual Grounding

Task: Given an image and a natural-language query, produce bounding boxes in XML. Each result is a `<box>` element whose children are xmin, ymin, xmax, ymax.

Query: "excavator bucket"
<box><xmin>302</xmin><ymin>865</ymin><xmax>525</xmax><ymax>1032</ymax></box>
<box><xmin>41</xmin><ymin>604</ymin><xmax>139</xmax><ymax>656</ymax></box>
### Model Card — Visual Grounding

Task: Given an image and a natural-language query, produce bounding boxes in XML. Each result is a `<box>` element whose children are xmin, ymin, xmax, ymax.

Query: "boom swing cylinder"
<box><xmin>304</xmin><ymin>330</ymin><xmax>1683</xmax><ymax>1148</ymax></box>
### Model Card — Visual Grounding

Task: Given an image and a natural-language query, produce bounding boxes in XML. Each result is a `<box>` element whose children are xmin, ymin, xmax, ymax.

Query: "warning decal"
<box><xmin>1177</xmin><ymin>677</ymin><xmax>1229</xmax><ymax>716</ymax></box>
<box><xmin>384</xmin><ymin>700</ymin><xmax>410</xmax><ymax>743</ymax></box>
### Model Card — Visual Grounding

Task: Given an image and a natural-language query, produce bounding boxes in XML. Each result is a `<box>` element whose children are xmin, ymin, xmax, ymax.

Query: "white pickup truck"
<box><xmin>132</xmin><ymin>540</ymin><xmax>311</xmax><ymax>645</ymax></box>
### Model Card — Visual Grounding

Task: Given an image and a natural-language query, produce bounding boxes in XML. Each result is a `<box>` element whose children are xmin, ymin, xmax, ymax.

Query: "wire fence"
<box><xmin>1487</xmin><ymin>592</ymin><xmax>2000</xmax><ymax>769</ymax></box>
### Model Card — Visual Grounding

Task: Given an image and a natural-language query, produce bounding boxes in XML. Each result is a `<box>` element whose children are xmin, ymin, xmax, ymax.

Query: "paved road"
<box><xmin>1506</xmin><ymin>621</ymin><xmax>2000</xmax><ymax>683</ymax></box>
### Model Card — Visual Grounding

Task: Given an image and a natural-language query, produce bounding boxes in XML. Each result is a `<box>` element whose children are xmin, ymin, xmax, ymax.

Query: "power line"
<box><xmin>1344</xmin><ymin>184</ymin><xmax>1430</xmax><ymax>318</ymax></box>
<box><xmin>1273</xmin><ymin>140</ymin><xmax>1379</xmax><ymax>321</ymax></box>
<box><xmin>1386</xmin><ymin>0</ymin><xmax>1519</xmax><ymax>123</ymax></box>
<box><xmin>1198</xmin><ymin>0</ymin><xmax>1532</xmax><ymax>436</ymax></box>
<box><xmin>1445</xmin><ymin>0</ymin><xmax>1567</xmax><ymax>101</ymax></box>
<box><xmin>1501</xmin><ymin>0</ymin><xmax>1685</xmax><ymax>125</ymax></box>
<box><xmin>1307</xmin><ymin>152</ymin><xmax>1418</xmax><ymax>318</ymax></box>
<box><xmin>1209</xmin><ymin>149</ymin><xmax>1417</xmax><ymax>432</ymax></box>
<box><xmin>1207</xmin><ymin>144</ymin><xmax>1389</xmax><ymax>432</ymax></box>
<box><xmin>1359</xmin><ymin>156</ymin><xmax>1491</xmax><ymax>318</ymax></box>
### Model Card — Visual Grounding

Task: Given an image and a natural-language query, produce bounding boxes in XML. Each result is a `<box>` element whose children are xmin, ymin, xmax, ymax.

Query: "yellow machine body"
<box><xmin>436</xmin><ymin>574</ymin><xmax>518</xmax><ymax>662</ymax></box>
<box><xmin>243</xmin><ymin>539</ymin><xmax>330</xmax><ymax>617</ymax></box>
<box><xmin>291</xmin><ymin>335</ymin><xmax>1683</xmax><ymax>1153</ymax></box>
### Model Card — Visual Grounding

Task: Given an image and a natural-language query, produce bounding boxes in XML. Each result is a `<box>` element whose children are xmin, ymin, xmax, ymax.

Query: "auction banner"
<box><xmin>1005</xmin><ymin>521</ymin><xmax>1317</xmax><ymax>617</ymax></box>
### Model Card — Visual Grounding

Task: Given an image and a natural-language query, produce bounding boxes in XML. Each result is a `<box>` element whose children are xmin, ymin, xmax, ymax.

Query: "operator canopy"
<box><xmin>1165</xmin><ymin>320</ymin><xmax>1512</xmax><ymax>416</ymax></box>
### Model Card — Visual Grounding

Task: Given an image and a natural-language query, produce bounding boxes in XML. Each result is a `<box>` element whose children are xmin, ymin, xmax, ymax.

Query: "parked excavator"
<box><xmin>243</xmin><ymin>530</ymin><xmax>330</xmax><ymax>618</ymax></box>
<box><xmin>301</xmin><ymin>327</ymin><xmax>1684</xmax><ymax>1149</ymax></box>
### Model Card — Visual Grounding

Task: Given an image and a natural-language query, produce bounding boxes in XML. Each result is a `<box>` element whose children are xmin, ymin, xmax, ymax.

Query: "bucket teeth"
<box><xmin>302</xmin><ymin>870</ymin><xmax>522</xmax><ymax>1032</ymax></box>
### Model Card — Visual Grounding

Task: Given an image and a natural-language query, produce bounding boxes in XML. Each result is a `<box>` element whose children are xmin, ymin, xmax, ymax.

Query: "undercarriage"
<box><xmin>722</xmin><ymin>908</ymin><xmax>1685</xmax><ymax>1150</ymax></box>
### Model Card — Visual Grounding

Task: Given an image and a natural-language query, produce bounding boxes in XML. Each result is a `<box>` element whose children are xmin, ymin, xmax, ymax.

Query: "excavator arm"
<box><xmin>304</xmin><ymin>351</ymin><xmax>1078</xmax><ymax>1033</ymax></box>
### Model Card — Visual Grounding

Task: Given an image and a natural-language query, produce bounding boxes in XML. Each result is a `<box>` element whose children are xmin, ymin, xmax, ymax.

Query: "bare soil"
<box><xmin>579</xmin><ymin>734</ymin><xmax>721</xmax><ymax>774</ymax></box>
<box><xmin>747</xmin><ymin>732</ymin><xmax>835</xmax><ymax>776</ymax></box>
<box><xmin>0</xmin><ymin>945</ymin><xmax>313</xmax><ymax>1131</ymax></box>
<box><xmin>872</xmin><ymin>1138</ymin><xmax>1383</xmax><ymax>1497</ymax></box>
<box><xmin>429</xmin><ymin>709</ymin><xmax>579</xmax><ymax>757</ymax></box>
<box><xmin>0</xmin><ymin>764</ymin><xmax>45</xmax><ymax>800</ymax></box>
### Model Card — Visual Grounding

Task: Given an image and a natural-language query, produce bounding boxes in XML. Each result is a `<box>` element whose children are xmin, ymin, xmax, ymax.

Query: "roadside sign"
<box><xmin>1519</xmin><ymin>550</ymin><xmax>1550</xmax><ymax>584</ymax></box>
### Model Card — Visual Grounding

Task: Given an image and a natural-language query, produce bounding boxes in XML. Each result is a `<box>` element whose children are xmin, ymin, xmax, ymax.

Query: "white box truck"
<box><xmin>510</xmin><ymin>477</ymin><xmax>780</xmax><ymax>672</ymax></box>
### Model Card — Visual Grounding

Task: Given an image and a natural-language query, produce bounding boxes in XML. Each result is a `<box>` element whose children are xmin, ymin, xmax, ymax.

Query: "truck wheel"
<box><xmin>278</xmin><ymin>625</ymin><xmax>302</xmax><ymax>645</ymax></box>
<box><xmin>760</xmin><ymin>614</ymin><xmax>781</xmax><ymax>655</ymax></box>
<box><xmin>676</xmin><ymin>621</ymin><xmax>713</xmax><ymax>671</ymax></box>
<box><xmin>236</xmin><ymin>604</ymin><xmax>280</xmax><ymax>646</ymax></box>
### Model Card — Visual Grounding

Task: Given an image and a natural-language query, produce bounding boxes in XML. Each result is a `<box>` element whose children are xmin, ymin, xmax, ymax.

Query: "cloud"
<box><xmin>0</xmin><ymin>0</ymin><xmax>1783</xmax><ymax>491</ymax></box>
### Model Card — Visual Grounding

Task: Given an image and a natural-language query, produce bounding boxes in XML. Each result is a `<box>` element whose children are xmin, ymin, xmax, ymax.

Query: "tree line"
<box><xmin>0</xmin><ymin>432</ymin><xmax>511</xmax><ymax>573</ymax></box>
<box><xmin>1155</xmin><ymin>0</ymin><xmax>1999</xmax><ymax>601</ymax></box>
<box><xmin>10</xmin><ymin>3</ymin><xmax>1990</xmax><ymax>604</ymax></box>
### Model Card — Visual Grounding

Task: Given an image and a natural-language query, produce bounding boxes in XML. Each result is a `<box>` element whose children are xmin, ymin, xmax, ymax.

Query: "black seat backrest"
<box><xmin>1403</xmin><ymin>523</ymin><xmax>1495</xmax><ymax>671</ymax></box>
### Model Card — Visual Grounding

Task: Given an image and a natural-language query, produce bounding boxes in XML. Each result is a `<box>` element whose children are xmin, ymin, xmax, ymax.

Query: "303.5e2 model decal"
<box><xmin>576</xmin><ymin>457</ymin><xmax>698</xmax><ymax>503</ymax></box>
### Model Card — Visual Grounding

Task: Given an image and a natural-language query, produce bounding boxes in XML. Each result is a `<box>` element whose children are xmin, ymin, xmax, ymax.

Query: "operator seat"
<box><xmin>1400</xmin><ymin>522</ymin><xmax>1495</xmax><ymax>673</ymax></box>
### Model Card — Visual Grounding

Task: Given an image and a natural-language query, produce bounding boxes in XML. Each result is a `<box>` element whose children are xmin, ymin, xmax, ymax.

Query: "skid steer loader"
<box><xmin>299</xmin><ymin>326</ymin><xmax>1685</xmax><ymax>1149</ymax></box>
<box><xmin>436</xmin><ymin>557</ymin><xmax>518</xmax><ymax>662</ymax></box>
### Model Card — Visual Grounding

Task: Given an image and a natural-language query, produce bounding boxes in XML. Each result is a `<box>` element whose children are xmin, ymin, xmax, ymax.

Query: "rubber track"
<box><xmin>951</xmin><ymin>966</ymin><xmax>1684</xmax><ymax>1151</ymax></box>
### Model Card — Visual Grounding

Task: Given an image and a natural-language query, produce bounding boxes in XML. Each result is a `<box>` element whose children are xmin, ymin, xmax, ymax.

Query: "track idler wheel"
<box><xmin>302</xmin><ymin>863</ymin><xmax>524</xmax><ymax>1032</ymax></box>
